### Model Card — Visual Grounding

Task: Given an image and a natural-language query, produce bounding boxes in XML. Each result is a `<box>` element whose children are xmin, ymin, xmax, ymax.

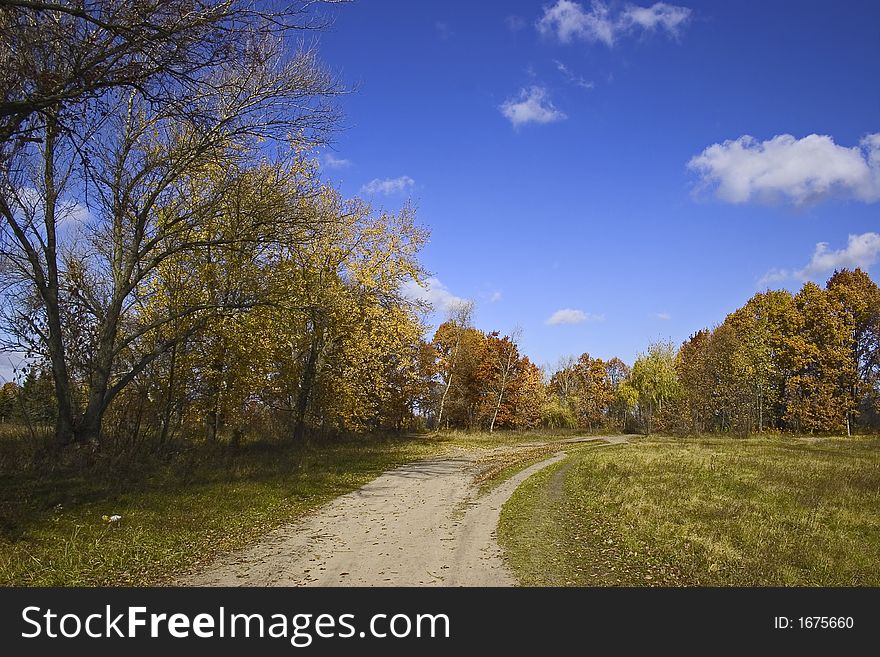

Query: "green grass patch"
<box><xmin>475</xmin><ymin>440</ymin><xmax>609</xmax><ymax>495</ymax></box>
<box><xmin>0</xmin><ymin>436</ymin><xmax>445</xmax><ymax>586</ymax></box>
<box><xmin>499</xmin><ymin>436</ymin><xmax>880</xmax><ymax>586</ymax></box>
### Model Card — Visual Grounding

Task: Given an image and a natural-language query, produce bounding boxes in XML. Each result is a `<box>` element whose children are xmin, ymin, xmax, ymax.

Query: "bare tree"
<box><xmin>0</xmin><ymin>1</ymin><xmax>342</xmax><ymax>150</ymax></box>
<box><xmin>488</xmin><ymin>326</ymin><xmax>521</xmax><ymax>433</ymax></box>
<box><xmin>435</xmin><ymin>299</ymin><xmax>474</xmax><ymax>429</ymax></box>
<box><xmin>0</xmin><ymin>0</ymin><xmax>343</xmax><ymax>444</ymax></box>
<box><xmin>550</xmin><ymin>354</ymin><xmax>578</xmax><ymax>402</ymax></box>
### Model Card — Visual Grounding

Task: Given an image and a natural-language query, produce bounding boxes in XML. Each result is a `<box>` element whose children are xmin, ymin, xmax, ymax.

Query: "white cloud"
<box><xmin>490</xmin><ymin>291</ymin><xmax>502</xmax><ymax>303</ymax></box>
<box><xmin>401</xmin><ymin>276</ymin><xmax>466</xmax><ymax>313</ymax></box>
<box><xmin>759</xmin><ymin>232</ymin><xmax>880</xmax><ymax>286</ymax></box>
<box><xmin>322</xmin><ymin>153</ymin><xmax>352</xmax><ymax>169</ymax></box>
<box><xmin>360</xmin><ymin>175</ymin><xmax>415</xmax><ymax>196</ymax></box>
<box><xmin>499</xmin><ymin>86</ymin><xmax>567</xmax><ymax>128</ymax></box>
<box><xmin>688</xmin><ymin>133</ymin><xmax>880</xmax><ymax>205</ymax></box>
<box><xmin>545</xmin><ymin>308</ymin><xmax>605</xmax><ymax>325</ymax></box>
<box><xmin>14</xmin><ymin>187</ymin><xmax>90</xmax><ymax>226</ymax></box>
<box><xmin>537</xmin><ymin>1</ymin><xmax>691</xmax><ymax>47</ymax></box>
<box><xmin>756</xmin><ymin>268</ymin><xmax>790</xmax><ymax>287</ymax></box>
<box><xmin>801</xmin><ymin>233</ymin><xmax>880</xmax><ymax>275</ymax></box>
<box><xmin>63</xmin><ymin>200</ymin><xmax>91</xmax><ymax>226</ymax></box>
<box><xmin>654</xmin><ymin>312</ymin><xmax>671</xmax><ymax>320</ymax></box>
<box><xmin>554</xmin><ymin>60</ymin><xmax>595</xmax><ymax>90</ymax></box>
<box><xmin>538</xmin><ymin>0</ymin><xmax>615</xmax><ymax>45</ymax></box>
<box><xmin>506</xmin><ymin>15</ymin><xmax>527</xmax><ymax>32</ymax></box>
<box><xmin>622</xmin><ymin>2</ymin><xmax>691</xmax><ymax>34</ymax></box>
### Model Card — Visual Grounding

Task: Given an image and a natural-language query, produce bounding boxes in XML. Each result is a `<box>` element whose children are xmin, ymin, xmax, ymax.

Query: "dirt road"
<box><xmin>183</xmin><ymin>437</ymin><xmax>624</xmax><ymax>586</ymax></box>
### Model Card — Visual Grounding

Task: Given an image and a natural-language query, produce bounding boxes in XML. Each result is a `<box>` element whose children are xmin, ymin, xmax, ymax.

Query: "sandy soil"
<box><xmin>181</xmin><ymin>437</ymin><xmax>625</xmax><ymax>587</ymax></box>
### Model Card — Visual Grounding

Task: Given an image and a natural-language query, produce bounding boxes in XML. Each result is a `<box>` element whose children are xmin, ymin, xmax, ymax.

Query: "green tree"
<box><xmin>631</xmin><ymin>341</ymin><xmax>679</xmax><ymax>435</ymax></box>
<box><xmin>675</xmin><ymin>330</ymin><xmax>714</xmax><ymax>434</ymax></box>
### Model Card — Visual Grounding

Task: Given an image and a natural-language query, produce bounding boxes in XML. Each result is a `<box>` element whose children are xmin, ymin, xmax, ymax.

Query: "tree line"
<box><xmin>0</xmin><ymin>0</ymin><xmax>544</xmax><ymax>447</ymax></box>
<box><xmin>430</xmin><ymin>302</ymin><xmax>544</xmax><ymax>432</ymax></box>
<box><xmin>0</xmin><ymin>0</ymin><xmax>436</xmax><ymax>447</ymax></box>
<box><xmin>540</xmin><ymin>269</ymin><xmax>880</xmax><ymax>436</ymax></box>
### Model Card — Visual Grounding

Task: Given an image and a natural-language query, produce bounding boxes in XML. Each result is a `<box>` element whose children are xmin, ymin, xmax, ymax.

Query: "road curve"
<box><xmin>182</xmin><ymin>437</ymin><xmax>623</xmax><ymax>586</ymax></box>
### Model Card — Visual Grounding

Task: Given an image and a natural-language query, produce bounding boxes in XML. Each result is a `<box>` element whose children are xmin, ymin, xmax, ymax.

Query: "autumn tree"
<box><xmin>669</xmin><ymin>277</ymin><xmax>878</xmax><ymax>437</ymax></box>
<box><xmin>602</xmin><ymin>357</ymin><xmax>631</xmax><ymax>430</ymax></box>
<box><xmin>432</xmin><ymin>300</ymin><xmax>475</xmax><ymax>428</ymax></box>
<box><xmin>508</xmin><ymin>357</ymin><xmax>545</xmax><ymax>429</ymax></box>
<box><xmin>675</xmin><ymin>330</ymin><xmax>713</xmax><ymax>433</ymax></box>
<box><xmin>546</xmin><ymin>354</ymin><xmax>627</xmax><ymax>431</ymax></box>
<box><xmin>548</xmin><ymin>356</ymin><xmax>577</xmax><ymax>402</ymax></box>
<box><xmin>826</xmin><ymin>268</ymin><xmax>880</xmax><ymax>432</ymax></box>
<box><xmin>544</xmin><ymin>355</ymin><xmax>576</xmax><ymax>426</ymax></box>
<box><xmin>429</xmin><ymin>324</ymin><xmax>546</xmax><ymax>431</ymax></box>
<box><xmin>706</xmin><ymin>320</ymin><xmax>756</xmax><ymax>434</ymax></box>
<box><xmin>0</xmin><ymin>2</ymin><xmax>341</xmax><ymax>444</ymax></box>
<box><xmin>573</xmin><ymin>353</ymin><xmax>612</xmax><ymax>430</ymax></box>
<box><xmin>216</xmin><ymin>192</ymin><xmax>426</xmax><ymax>440</ymax></box>
<box><xmin>449</xmin><ymin>327</ymin><xmax>490</xmax><ymax>430</ymax></box>
<box><xmin>308</xmin><ymin>204</ymin><xmax>428</xmax><ymax>435</ymax></box>
<box><xmin>783</xmin><ymin>282</ymin><xmax>857</xmax><ymax>433</ymax></box>
<box><xmin>482</xmin><ymin>328</ymin><xmax>522</xmax><ymax>433</ymax></box>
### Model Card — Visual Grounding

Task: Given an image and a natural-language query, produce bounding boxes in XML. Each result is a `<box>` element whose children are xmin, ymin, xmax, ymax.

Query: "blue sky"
<box><xmin>316</xmin><ymin>0</ymin><xmax>880</xmax><ymax>369</ymax></box>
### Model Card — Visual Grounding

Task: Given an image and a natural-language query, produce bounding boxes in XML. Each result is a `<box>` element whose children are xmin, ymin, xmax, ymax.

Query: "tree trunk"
<box><xmin>293</xmin><ymin>322</ymin><xmax>323</xmax><ymax>442</ymax></box>
<box><xmin>206</xmin><ymin>399</ymin><xmax>221</xmax><ymax>442</ymax></box>
<box><xmin>74</xmin><ymin>298</ymin><xmax>124</xmax><ymax>443</ymax></box>
<box><xmin>437</xmin><ymin>371</ymin><xmax>453</xmax><ymax>429</ymax></box>
<box><xmin>159</xmin><ymin>343</ymin><xmax>178</xmax><ymax>446</ymax></box>
<box><xmin>489</xmin><ymin>347</ymin><xmax>516</xmax><ymax>433</ymax></box>
<box><xmin>40</xmin><ymin>109</ymin><xmax>77</xmax><ymax>445</ymax></box>
<box><xmin>45</xmin><ymin>299</ymin><xmax>76</xmax><ymax>445</ymax></box>
<box><xmin>758</xmin><ymin>389</ymin><xmax>763</xmax><ymax>433</ymax></box>
<box><xmin>75</xmin><ymin>405</ymin><xmax>103</xmax><ymax>444</ymax></box>
<box><xmin>489</xmin><ymin>388</ymin><xmax>502</xmax><ymax>433</ymax></box>
<box><xmin>76</xmin><ymin>383</ymin><xmax>108</xmax><ymax>444</ymax></box>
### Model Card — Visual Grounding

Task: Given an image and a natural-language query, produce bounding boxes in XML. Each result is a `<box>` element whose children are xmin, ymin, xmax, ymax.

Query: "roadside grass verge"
<box><xmin>0</xmin><ymin>427</ymin><xmax>633</xmax><ymax>586</ymax></box>
<box><xmin>427</xmin><ymin>428</ymin><xmax>599</xmax><ymax>451</ymax></box>
<box><xmin>498</xmin><ymin>435</ymin><xmax>880</xmax><ymax>586</ymax></box>
<box><xmin>475</xmin><ymin>440</ymin><xmax>609</xmax><ymax>495</ymax></box>
<box><xmin>475</xmin><ymin>446</ymin><xmax>559</xmax><ymax>495</ymax></box>
<box><xmin>0</xmin><ymin>435</ymin><xmax>444</xmax><ymax>586</ymax></box>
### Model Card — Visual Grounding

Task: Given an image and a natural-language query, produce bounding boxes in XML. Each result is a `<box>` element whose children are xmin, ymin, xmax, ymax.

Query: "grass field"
<box><xmin>0</xmin><ymin>435</ymin><xmax>449</xmax><ymax>586</ymax></box>
<box><xmin>0</xmin><ymin>428</ymin><xmax>583</xmax><ymax>586</ymax></box>
<box><xmin>6</xmin><ymin>429</ymin><xmax>876</xmax><ymax>587</ymax></box>
<box><xmin>498</xmin><ymin>436</ymin><xmax>880</xmax><ymax>586</ymax></box>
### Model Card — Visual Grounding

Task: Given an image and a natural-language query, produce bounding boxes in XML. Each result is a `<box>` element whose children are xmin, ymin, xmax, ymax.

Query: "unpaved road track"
<box><xmin>183</xmin><ymin>436</ymin><xmax>626</xmax><ymax>587</ymax></box>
